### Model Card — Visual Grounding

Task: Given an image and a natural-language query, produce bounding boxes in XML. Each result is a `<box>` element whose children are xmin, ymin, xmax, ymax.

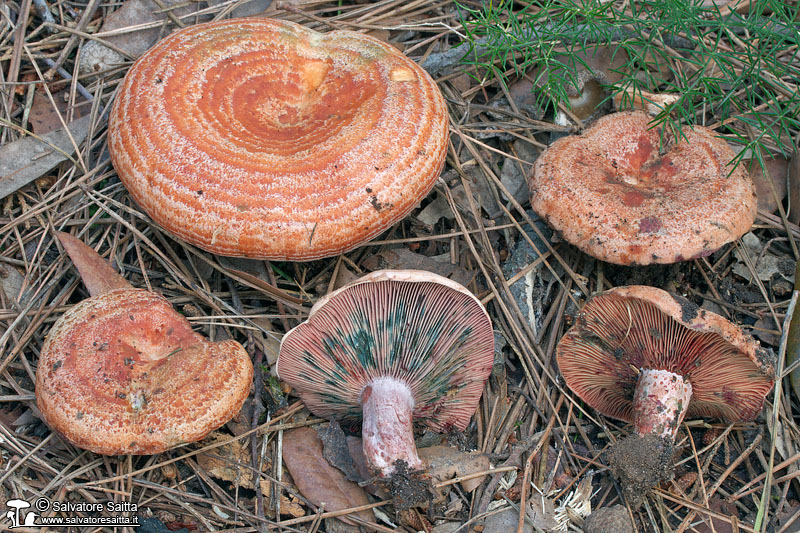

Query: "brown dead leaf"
<box><xmin>282</xmin><ymin>427</ymin><xmax>373</xmax><ymax>525</ymax></box>
<box><xmin>280</xmin><ymin>494</ymin><xmax>306</xmax><ymax>518</ymax></box>
<box><xmin>1</xmin><ymin>116</ymin><xmax>91</xmax><ymax>200</ymax></box>
<box><xmin>332</xmin><ymin>263</ymin><xmax>360</xmax><ymax>291</ymax></box>
<box><xmin>397</xmin><ymin>508</ymin><xmax>432</xmax><ymax>531</ymax></box>
<box><xmin>527</xmin><ymin>495</ymin><xmax>560</xmax><ymax>532</ymax></box>
<box><xmin>319</xmin><ymin>421</ymin><xmax>362</xmax><ymax>483</ymax></box>
<box><xmin>693</xmin><ymin>495</ymin><xmax>738</xmax><ymax>533</ymax></box>
<box><xmin>56</xmin><ymin>232</ymin><xmax>132</xmax><ymax>297</ymax></box>
<box><xmin>79</xmin><ymin>0</ymin><xmax>205</xmax><ymax>73</ymax></box>
<box><xmin>197</xmin><ymin>433</ymin><xmax>254</xmax><ymax>488</ymax></box>
<box><xmin>419</xmin><ymin>445</ymin><xmax>489</xmax><ymax>493</ymax></box>
<box><xmin>747</xmin><ymin>156</ymin><xmax>789</xmax><ymax>213</ymax></box>
<box><xmin>29</xmin><ymin>89</ymin><xmax>86</xmax><ymax>135</ymax></box>
<box><xmin>206</xmin><ymin>0</ymin><xmax>271</xmax><ymax>17</ymax></box>
<box><xmin>99</xmin><ymin>0</ymin><xmax>200</xmax><ymax>57</ymax></box>
<box><xmin>0</xmin><ymin>264</ymin><xmax>27</xmax><ymax>304</ymax></box>
<box><xmin>346</xmin><ymin>436</ymin><xmax>390</xmax><ymax>499</ymax></box>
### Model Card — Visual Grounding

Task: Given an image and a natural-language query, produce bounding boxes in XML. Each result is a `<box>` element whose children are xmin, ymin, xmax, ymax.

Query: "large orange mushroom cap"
<box><xmin>529</xmin><ymin>112</ymin><xmax>757</xmax><ymax>265</ymax></box>
<box><xmin>108</xmin><ymin>18</ymin><xmax>448</xmax><ymax>260</ymax></box>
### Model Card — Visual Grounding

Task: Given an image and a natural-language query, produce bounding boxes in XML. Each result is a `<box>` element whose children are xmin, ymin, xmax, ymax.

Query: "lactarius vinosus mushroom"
<box><xmin>529</xmin><ymin>112</ymin><xmax>758</xmax><ymax>265</ymax></box>
<box><xmin>277</xmin><ymin>270</ymin><xmax>494</xmax><ymax>476</ymax></box>
<box><xmin>108</xmin><ymin>18</ymin><xmax>448</xmax><ymax>260</ymax></box>
<box><xmin>557</xmin><ymin>285</ymin><xmax>774</xmax><ymax>504</ymax></box>
<box><xmin>36</xmin><ymin>232</ymin><xmax>253</xmax><ymax>454</ymax></box>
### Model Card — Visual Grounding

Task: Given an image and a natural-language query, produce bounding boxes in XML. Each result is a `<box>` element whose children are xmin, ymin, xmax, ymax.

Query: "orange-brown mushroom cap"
<box><xmin>557</xmin><ymin>286</ymin><xmax>775</xmax><ymax>425</ymax></box>
<box><xmin>108</xmin><ymin>18</ymin><xmax>448</xmax><ymax>260</ymax></box>
<box><xmin>36</xmin><ymin>289</ymin><xmax>253</xmax><ymax>455</ymax></box>
<box><xmin>529</xmin><ymin>112</ymin><xmax>757</xmax><ymax>265</ymax></box>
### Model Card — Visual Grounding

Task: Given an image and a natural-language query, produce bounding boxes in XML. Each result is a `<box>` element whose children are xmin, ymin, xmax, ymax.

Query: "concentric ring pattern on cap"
<box><xmin>109</xmin><ymin>18</ymin><xmax>448</xmax><ymax>260</ymax></box>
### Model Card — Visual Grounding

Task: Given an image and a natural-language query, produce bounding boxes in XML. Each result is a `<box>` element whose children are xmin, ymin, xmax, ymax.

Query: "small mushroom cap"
<box><xmin>109</xmin><ymin>18</ymin><xmax>448</xmax><ymax>260</ymax></box>
<box><xmin>529</xmin><ymin>112</ymin><xmax>757</xmax><ymax>265</ymax></box>
<box><xmin>36</xmin><ymin>288</ymin><xmax>253</xmax><ymax>455</ymax></box>
<box><xmin>277</xmin><ymin>270</ymin><xmax>494</xmax><ymax>432</ymax></box>
<box><xmin>557</xmin><ymin>285</ymin><xmax>775</xmax><ymax>424</ymax></box>
<box><xmin>5</xmin><ymin>500</ymin><xmax>30</xmax><ymax>509</ymax></box>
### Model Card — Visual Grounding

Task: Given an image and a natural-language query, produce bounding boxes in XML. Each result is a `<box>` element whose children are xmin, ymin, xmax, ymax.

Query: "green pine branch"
<box><xmin>457</xmin><ymin>0</ymin><xmax>800</xmax><ymax>170</ymax></box>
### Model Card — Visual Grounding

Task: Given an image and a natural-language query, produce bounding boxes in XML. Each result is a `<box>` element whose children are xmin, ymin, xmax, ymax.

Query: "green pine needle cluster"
<box><xmin>457</xmin><ymin>0</ymin><xmax>800</xmax><ymax>169</ymax></box>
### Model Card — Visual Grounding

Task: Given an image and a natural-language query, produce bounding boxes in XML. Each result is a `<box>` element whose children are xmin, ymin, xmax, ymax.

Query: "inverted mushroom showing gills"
<box><xmin>557</xmin><ymin>285</ymin><xmax>775</xmax><ymax>504</ymax></box>
<box><xmin>36</xmin><ymin>233</ymin><xmax>253</xmax><ymax>455</ymax></box>
<box><xmin>277</xmin><ymin>270</ymin><xmax>494</xmax><ymax>476</ymax></box>
<box><xmin>108</xmin><ymin>18</ymin><xmax>448</xmax><ymax>260</ymax></box>
<box><xmin>529</xmin><ymin>112</ymin><xmax>758</xmax><ymax>265</ymax></box>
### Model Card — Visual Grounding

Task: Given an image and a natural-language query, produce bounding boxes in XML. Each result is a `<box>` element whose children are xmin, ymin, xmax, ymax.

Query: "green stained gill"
<box><xmin>281</xmin><ymin>279</ymin><xmax>494</xmax><ymax>427</ymax></box>
<box><xmin>316</xmin><ymin>391</ymin><xmax>348</xmax><ymax>405</ymax></box>
<box><xmin>383</xmin><ymin>300</ymin><xmax>409</xmax><ymax>366</ymax></box>
<box><xmin>302</xmin><ymin>354</ymin><xmax>324</xmax><ymax>373</ymax></box>
<box><xmin>342</xmin><ymin>307</ymin><xmax>377</xmax><ymax>368</ymax></box>
<box><xmin>333</xmin><ymin>359</ymin><xmax>350</xmax><ymax>377</ymax></box>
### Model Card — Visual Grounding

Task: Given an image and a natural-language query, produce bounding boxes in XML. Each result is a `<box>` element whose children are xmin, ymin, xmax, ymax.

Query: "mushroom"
<box><xmin>5</xmin><ymin>499</ymin><xmax>31</xmax><ymax>528</ymax></box>
<box><xmin>557</xmin><ymin>285</ymin><xmax>775</xmax><ymax>504</ymax></box>
<box><xmin>108</xmin><ymin>18</ymin><xmax>448</xmax><ymax>260</ymax></box>
<box><xmin>277</xmin><ymin>270</ymin><xmax>494</xmax><ymax>476</ymax></box>
<box><xmin>529</xmin><ymin>111</ymin><xmax>758</xmax><ymax>265</ymax></box>
<box><xmin>36</xmin><ymin>232</ymin><xmax>253</xmax><ymax>455</ymax></box>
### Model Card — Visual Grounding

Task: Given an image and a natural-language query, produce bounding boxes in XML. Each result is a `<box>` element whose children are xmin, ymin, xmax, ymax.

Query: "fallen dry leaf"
<box><xmin>319</xmin><ymin>420</ymin><xmax>362</xmax><ymax>483</ymax></box>
<box><xmin>346</xmin><ymin>436</ymin><xmax>390</xmax><ymax>499</ymax></box>
<box><xmin>206</xmin><ymin>0</ymin><xmax>271</xmax><ymax>17</ymax></box>
<box><xmin>0</xmin><ymin>116</ymin><xmax>90</xmax><ymax>200</ymax></box>
<box><xmin>693</xmin><ymin>495</ymin><xmax>738</xmax><ymax>533</ymax></box>
<box><xmin>331</xmin><ymin>263</ymin><xmax>360</xmax><ymax>291</ymax></box>
<box><xmin>56</xmin><ymin>232</ymin><xmax>131</xmax><ymax>297</ymax></box>
<box><xmin>397</xmin><ymin>508</ymin><xmax>432</xmax><ymax>531</ymax></box>
<box><xmin>79</xmin><ymin>0</ymin><xmax>205</xmax><ymax>73</ymax></box>
<box><xmin>789</xmin><ymin>148</ymin><xmax>800</xmax><ymax>224</ymax></box>
<box><xmin>0</xmin><ymin>265</ymin><xmax>27</xmax><ymax>304</ymax></box>
<box><xmin>415</xmin><ymin>192</ymin><xmax>454</xmax><ymax>228</ymax></box>
<box><xmin>746</xmin><ymin>156</ymin><xmax>789</xmax><ymax>213</ymax></box>
<box><xmin>280</xmin><ymin>494</ymin><xmax>306</xmax><ymax>518</ymax></box>
<box><xmin>197</xmin><ymin>433</ymin><xmax>254</xmax><ymax>488</ymax></box>
<box><xmin>527</xmin><ymin>494</ymin><xmax>560</xmax><ymax>532</ymax></box>
<box><xmin>419</xmin><ymin>445</ymin><xmax>489</xmax><ymax>493</ymax></box>
<box><xmin>282</xmin><ymin>427</ymin><xmax>373</xmax><ymax>525</ymax></box>
<box><xmin>29</xmin><ymin>89</ymin><xmax>87</xmax><ymax>135</ymax></box>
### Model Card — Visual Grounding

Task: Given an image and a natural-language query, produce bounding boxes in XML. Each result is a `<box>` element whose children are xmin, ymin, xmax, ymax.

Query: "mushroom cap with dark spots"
<box><xmin>108</xmin><ymin>18</ymin><xmax>448</xmax><ymax>260</ymax></box>
<box><xmin>36</xmin><ymin>288</ymin><xmax>253</xmax><ymax>455</ymax></box>
<box><xmin>528</xmin><ymin>112</ymin><xmax>757</xmax><ymax>265</ymax></box>
<box><xmin>557</xmin><ymin>285</ymin><xmax>774</xmax><ymax>424</ymax></box>
<box><xmin>276</xmin><ymin>270</ymin><xmax>494</xmax><ymax>432</ymax></box>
